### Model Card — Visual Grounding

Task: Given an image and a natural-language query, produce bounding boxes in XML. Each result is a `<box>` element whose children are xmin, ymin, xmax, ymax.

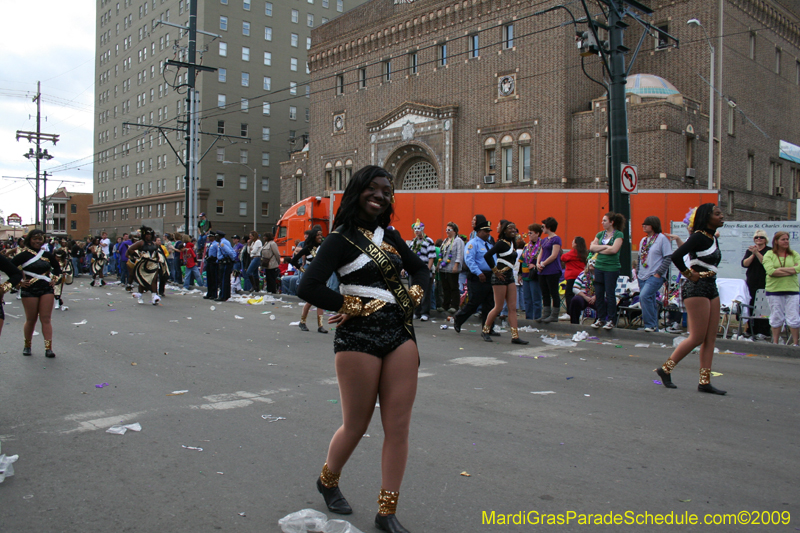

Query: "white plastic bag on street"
<box><xmin>278</xmin><ymin>509</ymin><xmax>363</xmax><ymax>533</ymax></box>
<box><xmin>0</xmin><ymin>454</ymin><xmax>19</xmax><ymax>482</ymax></box>
<box><xmin>541</xmin><ymin>335</ymin><xmax>577</xmax><ymax>347</ymax></box>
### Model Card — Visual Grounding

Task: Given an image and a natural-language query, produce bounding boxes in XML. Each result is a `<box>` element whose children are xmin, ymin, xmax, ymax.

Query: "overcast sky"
<box><xmin>0</xmin><ymin>1</ymin><xmax>96</xmax><ymax>226</ymax></box>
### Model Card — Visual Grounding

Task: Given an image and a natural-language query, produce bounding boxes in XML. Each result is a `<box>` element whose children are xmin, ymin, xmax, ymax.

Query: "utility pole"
<box><xmin>16</xmin><ymin>81</ymin><xmax>58</xmax><ymax>230</ymax></box>
<box><xmin>577</xmin><ymin>0</ymin><xmax>677</xmax><ymax>276</ymax></box>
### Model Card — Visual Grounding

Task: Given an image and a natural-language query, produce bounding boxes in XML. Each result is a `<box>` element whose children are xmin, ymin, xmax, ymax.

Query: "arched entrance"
<box><xmin>385</xmin><ymin>144</ymin><xmax>440</xmax><ymax>190</ymax></box>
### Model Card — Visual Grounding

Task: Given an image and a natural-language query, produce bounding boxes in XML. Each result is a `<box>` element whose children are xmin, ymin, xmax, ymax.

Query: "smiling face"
<box><xmin>315</xmin><ymin>231</ymin><xmax>323</xmax><ymax>244</ymax></box>
<box><xmin>357</xmin><ymin>176</ymin><xmax>392</xmax><ymax>221</ymax></box>
<box><xmin>708</xmin><ymin>206</ymin><xmax>724</xmax><ymax>229</ymax></box>
<box><xmin>29</xmin><ymin>233</ymin><xmax>44</xmax><ymax>251</ymax></box>
<box><xmin>504</xmin><ymin>223</ymin><xmax>517</xmax><ymax>240</ymax></box>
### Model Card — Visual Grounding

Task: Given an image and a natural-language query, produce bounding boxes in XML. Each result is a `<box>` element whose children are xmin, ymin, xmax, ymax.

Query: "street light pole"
<box><xmin>688</xmin><ymin>19</ymin><xmax>715</xmax><ymax>190</ymax></box>
<box><xmin>222</xmin><ymin>160</ymin><xmax>257</xmax><ymax>233</ymax></box>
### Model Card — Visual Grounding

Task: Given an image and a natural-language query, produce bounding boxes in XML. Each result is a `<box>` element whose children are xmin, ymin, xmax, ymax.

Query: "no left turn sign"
<box><xmin>621</xmin><ymin>163</ymin><xmax>638</xmax><ymax>194</ymax></box>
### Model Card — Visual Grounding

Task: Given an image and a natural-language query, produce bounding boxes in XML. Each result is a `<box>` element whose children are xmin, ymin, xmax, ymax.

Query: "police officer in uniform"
<box><xmin>454</xmin><ymin>215</ymin><xmax>500</xmax><ymax>336</ymax></box>
<box><xmin>203</xmin><ymin>232</ymin><xmax>219</xmax><ymax>300</ymax></box>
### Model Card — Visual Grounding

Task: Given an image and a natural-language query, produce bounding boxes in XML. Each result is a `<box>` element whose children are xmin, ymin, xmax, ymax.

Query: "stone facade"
<box><xmin>281</xmin><ymin>0</ymin><xmax>800</xmax><ymax>221</ymax></box>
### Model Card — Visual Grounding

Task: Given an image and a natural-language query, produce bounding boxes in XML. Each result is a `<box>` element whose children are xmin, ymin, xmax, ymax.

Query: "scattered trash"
<box><xmin>711</xmin><ymin>371</ymin><xmax>723</xmax><ymax>377</ymax></box>
<box><xmin>541</xmin><ymin>336</ymin><xmax>577</xmax><ymax>347</ymax></box>
<box><xmin>131</xmin><ymin>362</ymin><xmax>137</xmax><ymax>366</ymax></box>
<box><xmin>653</xmin><ymin>380</ymin><xmax>662</xmax><ymax>385</ymax></box>
<box><xmin>217</xmin><ymin>472</ymin><xmax>224</xmax><ymax>475</ymax></box>
<box><xmin>167</xmin><ymin>390</ymin><xmax>189</xmax><ymax>396</ymax></box>
<box><xmin>181</xmin><ymin>445</ymin><xmax>203</xmax><ymax>452</ymax></box>
<box><xmin>23</xmin><ymin>494</ymin><xmax>33</xmax><ymax>499</ymax></box>
<box><xmin>95</xmin><ymin>383</ymin><xmax>110</xmax><ymax>388</ymax></box>
<box><xmin>247</xmin><ymin>297</ymin><xmax>264</xmax><ymax>304</ymax></box>
<box><xmin>327</xmin><ymin>400</ymin><xmax>338</xmax><ymax>404</ymax></box>
<box><xmin>279</xmin><ymin>509</ymin><xmax>364</xmax><ymax>533</ymax></box>
<box><xmin>73</xmin><ymin>319</ymin><xmax>88</xmax><ymax>326</ymax></box>
<box><xmin>238</xmin><ymin>512</ymin><xmax>246</xmax><ymax>517</ymax></box>
<box><xmin>270</xmin><ymin>315</ymin><xmax>276</xmax><ymax>321</ymax></box>
<box><xmin>584</xmin><ymin>394</ymin><xmax>590</xmax><ymax>397</ymax></box>
<box><xmin>261</xmin><ymin>311</ymin><xmax>272</xmax><ymax>315</ymax></box>
<box><xmin>362</xmin><ymin>434</ymin><xmax>370</xmax><ymax>438</ymax></box>
<box><xmin>32</xmin><ymin>331</ymin><xmax>40</xmax><ymax>336</ymax></box>
<box><xmin>289</xmin><ymin>321</ymin><xmax>301</xmax><ymax>326</ymax></box>
<box><xmin>566</xmin><ymin>377</ymin><xmax>574</xmax><ymax>380</ymax></box>
<box><xmin>106</xmin><ymin>422</ymin><xmax>142</xmax><ymax>435</ymax></box>
<box><xmin>234</xmin><ymin>315</ymin><xmax>244</xmax><ymax>320</ymax></box>
<box><xmin>635</xmin><ymin>344</ymin><xmax>650</xmax><ymax>348</ymax></box>
<box><xmin>530</xmin><ymin>391</ymin><xmax>556</xmax><ymax>395</ymax></box>
<box><xmin>519</xmin><ymin>326</ymin><xmax>541</xmax><ymax>333</ymax></box>
<box><xmin>678</xmin><ymin>499</ymin><xmax>692</xmax><ymax>503</ymax></box>
<box><xmin>0</xmin><ymin>453</ymin><xmax>19</xmax><ymax>483</ymax></box>
<box><xmin>210</xmin><ymin>306</ymin><xmax>216</xmax><ymax>311</ymax></box>
<box><xmin>572</xmin><ymin>331</ymin><xmax>589</xmax><ymax>342</ymax></box>
<box><xmin>460</xmin><ymin>471</ymin><xmax>471</xmax><ymax>477</ymax></box>
<box><xmin>261</xmin><ymin>414</ymin><xmax>286</xmax><ymax>422</ymax></box>
<box><xmin>440</xmin><ymin>324</ymin><xmax>449</xmax><ymax>330</ymax></box>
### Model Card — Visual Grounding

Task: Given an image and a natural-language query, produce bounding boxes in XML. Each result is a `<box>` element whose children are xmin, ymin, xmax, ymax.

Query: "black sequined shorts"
<box><xmin>334</xmin><ymin>303</ymin><xmax>415</xmax><ymax>359</ymax></box>
<box><xmin>681</xmin><ymin>278</ymin><xmax>719</xmax><ymax>300</ymax></box>
<box><xmin>21</xmin><ymin>283</ymin><xmax>54</xmax><ymax>298</ymax></box>
<box><xmin>491</xmin><ymin>272</ymin><xmax>515</xmax><ymax>286</ymax></box>
<box><xmin>0</xmin><ymin>300</ymin><xmax>4</xmax><ymax>321</ymax></box>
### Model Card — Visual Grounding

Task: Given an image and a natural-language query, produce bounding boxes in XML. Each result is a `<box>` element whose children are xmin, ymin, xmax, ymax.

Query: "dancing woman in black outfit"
<box><xmin>655</xmin><ymin>203</ymin><xmax>727</xmax><ymax>394</ymax></box>
<box><xmin>11</xmin><ymin>230</ymin><xmax>62</xmax><ymax>357</ymax></box>
<box><xmin>481</xmin><ymin>221</ymin><xmax>528</xmax><ymax>344</ymax></box>
<box><xmin>298</xmin><ymin>166</ymin><xmax>427</xmax><ymax>533</ymax></box>
<box><xmin>0</xmin><ymin>253</ymin><xmax>24</xmax><ymax>339</ymax></box>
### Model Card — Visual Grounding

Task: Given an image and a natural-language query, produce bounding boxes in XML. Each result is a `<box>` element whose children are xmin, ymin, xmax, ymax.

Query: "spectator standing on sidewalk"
<box><xmin>589</xmin><ymin>212</ymin><xmax>625</xmax><ymax>330</ymax></box>
<box><xmin>741</xmin><ymin>229</ymin><xmax>771</xmax><ymax>339</ymax></box>
<box><xmin>762</xmin><ymin>231</ymin><xmax>800</xmax><ymax>346</ymax></box>
<box><xmin>182</xmin><ymin>240</ymin><xmax>203</xmax><ymax>289</ymax></box>
<box><xmin>409</xmin><ymin>220</ymin><xmax>435</xmax><ymax>321</ymax></box>
<box><xmin>438</xmin><ymin>222</ymin><xmax>464</xmax><ymax>315</ymax></box>
<box><xmin>636</xmin><ymin>216</ymin><xmax>672</xmax><ymax>332</ymax></box>
<box><xmin>561</xmin><ymin>236</ymin><xmax>588</xmax><ymax>315</ymax></box>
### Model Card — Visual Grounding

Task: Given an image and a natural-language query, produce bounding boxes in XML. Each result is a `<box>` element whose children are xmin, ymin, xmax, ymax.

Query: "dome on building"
<box><xmin>624</xmin><ymin>74</ymin><xmax>680</xmax><ymax>97</ymax></box>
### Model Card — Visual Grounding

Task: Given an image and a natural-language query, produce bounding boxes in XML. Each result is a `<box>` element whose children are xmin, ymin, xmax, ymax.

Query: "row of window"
<box><xmin>221</xmin><ymin>13</ymin><xmax>326</xmax><ymax>33</ymax></box>
<box><xmin>212</xmin><ymin>147</ymin><xmax>272</xmax><ymax>167</ymax></box>
<box><xmin>95</xmin><ymin>200</ymin><xmax>271</xmax><ymax>223</ymax></box>
<box><xmin>214</xmin><ymin>174</ymin><xmax>271</xmax><ymax>191</ymax></box>
<box><xmin>747</xmin><ymin>32</ymin><xmax>800</xmax><ymax>83</ymax></box>
<box><xmin>743</xmin><ymin>157</ymin><xmax>800</xmax><ymax>198</ymax></box>
<box><xmin>332</xmin><ymin>24</ymin><xmax>514</xmax><ymax>91</ymax></box>
<box><xmin>216</xmin><ymin>95</ymin><xmax>308</xmax><ymax>121</ymax></box>
<box><xmin>216</xmin><ymin>0</ymin><xmax>343</xmax><ymax>12</ymax></box>
<box><xmin>484</xmin><ymin>134</ymin><xmax>532</xmax><ymax>183</ymax></box>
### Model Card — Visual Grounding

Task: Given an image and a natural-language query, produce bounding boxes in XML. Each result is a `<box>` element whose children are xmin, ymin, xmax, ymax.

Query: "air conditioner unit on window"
<box><xmin>685</xmin><ymin>168</ymin><xmax>696</xmax><ymax>178</ymax></box>
<box><xmin>321</xmin><ymin>190</ymin><xmax>331</xmax><ymax>198</ymax></box>
<box><xmin>776</xmin><ymin>186</ymin><xmax>785</xmax><ymax>196</ymax></box>
<box><xmin>483</xmin><ymin>175</ymin><xmax>495</xmax><ymax>184</ymax></box>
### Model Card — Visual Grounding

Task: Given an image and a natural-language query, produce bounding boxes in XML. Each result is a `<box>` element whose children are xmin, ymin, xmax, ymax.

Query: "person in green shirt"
<box><xmin>588</xmin><ymin>212</ymin><xmax>625</xmax><ymax>330</ymax></box>
<box><xmin>762</xmin><ymin>231</ymin><xmax>800</xmax><ymax>346</ymax></box>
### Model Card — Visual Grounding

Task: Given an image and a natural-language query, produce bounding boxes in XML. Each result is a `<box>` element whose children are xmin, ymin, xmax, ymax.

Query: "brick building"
<box><xmin>90</xmin><ymin>0</ymin><xmax>367</xmax><ymax>239</ymax></box>
<box><xmin>281</xmin><ymin>0</ymin><xmax>800</xmax><ymax>222</ymax></box>
<box><xmin>45</xmin><ymin>187</ymin><xmax>93</xmax><ymax>240</ymax></box>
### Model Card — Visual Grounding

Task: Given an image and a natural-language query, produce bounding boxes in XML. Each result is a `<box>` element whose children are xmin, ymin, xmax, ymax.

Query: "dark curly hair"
<box><xmin>24</xmin><ymin>229</ymin><xmax>45</xmax><ymax>248</ymax></box>
<box><xmin>333</xmin><ymin>165</ymin><xmax>395</xmax><ymax>230</ymax></box>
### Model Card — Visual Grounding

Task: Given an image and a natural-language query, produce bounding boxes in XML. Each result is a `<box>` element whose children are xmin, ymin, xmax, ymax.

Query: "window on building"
<box><xmin>290</xmin><ymin>57</ymin><xmax>298</xmax><ymax>71</ymax></box>
<box><xmin>336</xmin><ymin>75</ymin><xmax>344</xmax><ymax>95</ymax></box>
<box><xmin>262</xmin><ymin>127</ymin><xmax>270</xmax><ymax>141</ymax></box>
<box><xmin>262</xmin><ymin>101</ymin><xmax>270</xmax><ymax>115</ymax></box>
<box><xmin>796</xmin><ymin>60</ymin><xmax>800</xmax><ymax>85</ymax></box>
<box><xmin>71</xmin><ymin>220</ymin><xmax>77</xmax><ymax>230</ymax></box>
<box><xmin>501</xmin><ymin>146</ymin><xmax>513</xmax><ymax>183</ymax></box>
<box><xmin>727</xmin><ymin>103</ymin><xmax>735</xmax><ymax>136</ymax></box>
<box><xmin>237</xmin><ymin>201</ymin><xmax>247</xmax><ymax>216</ymax></box>
<box><xmin>263</xmin><ymin>76</ymin><xmax>271</xmax><ymax>90</ymax></box>
<box><xmin>261</xmin><ymin>152</ymin><xmax>270</xmax><ymax>166</ymax></box>
<box><xmin>240</xmin><ymin>97</ymin><xmax>249</xmax><ymax>111</ymax></box>
<box><xmin>241</xmin><ymin>72</ymin><xmax>249</xmax><ymax>86</ymax></box>
<box><xmin>239</xmin><ymin>175</ymin><xmax>248</xmax><ymax>190</ymax></box>
<box><xmin>219</xmin><ymin>42</ymin><xmax>227</xmax><ymax>56</ymax></box>
<box><xmin>263</xmin><ymin>51</ymin><xmax>271</xmax><ymax>65</ymax></box>
<box><xmin>307</xmin><ymin>37</ymin><xmax>312</xmax><ymax>50</ymax></box>
<box><xmin>470</xmin><ymin>34</ymin><xmax>479</xmax><ymax>58</ymax></box>
<box><xmin>291</xmin><ymin>9</ymin><xmax>298</xmax><ymax>23</ymax></box>
<box><xmin>503</xmin><ymin>23</ymin><xmax>514</xmax><ymax>49</ymax></box>
<box><xmin>359</xmin><ymin>67</ymin><xmax>367</xmax><ymax>88</ymax></box>
<box><xmin>296</xmin><ymin>176</ymin><xmax>303</xmax><ymax>202</ymax></box>
<box><xmin>749</xmin><ymin>31</ymin><xmax>756</xmax><ymax>60</ymax></box>
<box><xmin>261</xmin><ymin>177</ymin><xmax>269</xmax><ymax>191</ymax></box>
<box><xmin>769</xmin><ymin>162</ymin><xmax>775</xmax><ymax>193</ymax></box>
<box><xmin>336</xmin><ymin>0</ymin><xmax>342</xmax><ymax>12</ymax></box>
<box><xmin>290</xmin><ymin>81</ymin><xmax>297</xmax><ymax>95</ymax></box>
<box><xmin>305</xmin><ymin>107</ymin><xmax>309</xmax><ymax>122</ymax></box>
<box><xmin>655</xmin><ymin>23</ymin><xmax>669</xmax><ymax>50</ymax></box>
<box><xmin>265</xmin><ymin>2</ymin><xmax>272</xmax><ymax>16</ymax></box>
<box><xmin>217</xmin><ymin>173</ymin><xmax>225</xmax><ymax>187</ymax></box>
<box><xmin>289</xmin><ymin>106</ymin><xmax>297</xmax><ymax>120</ymax></box>
<box><xmin>438</xmin><ymin>43</ymin><xmax>447</xmax><ymax>66</ymax></box>
<box><xmin>217</xmin><ymin>147</ymin><xmax>225</xmax><ymax>161</ymax></box>
<box><xmin>217</xmin><ymin>200</ymin><xmax>224</xmax><ymax>214</ymax></box>
<box><xmin>746</xmin><ymin>154</ymin><xmax>754</xmax><ymax>191</ymax></box>
<box><xmin>261</xmin><ymin>202</ymin><xmax>269</xmax><ymax>216</ymax></box>
<box><xmin>776</xmin><ymin>47</ymin><xmax>782</xmax><ymax>74</ymax></box>
<box><xmin>307</xmin><ymin>13</ymin><xmax>314</xmax><ymax>26</ymax></box>
<box><xmin>243</xmin><ymin>0</ymin><xmax>250</xmax><ymax>10</ymax></box>
<box><xmin>727</xmin><ymin>191</ymin><xmax>734</xmax><ymax>215</ymax></box>
<box><xmin>484</xmin><ymin>138</ymin><xmax>496</xmax><ymax>175</ymax></box>
<box><xmin>409</xmin><ymin>52</ymin><xmax>418</xmax><ymax>74</ymax></box>
<box><xmin>217</xmin><ymin>68</ymin><xmax>227</xmax><ymax>83</ymax></box>
<box><xmin>242</xmin><ymin>21</ymin><xmax>250</xmax><ymax>35</ymax></box>
<box><xmin>241</xmin><ymin>123</ymin><xmax>248</xmax><ymax>136</ymax></box>
<box><xmin>240</xmin><ymin>149</ymin><xmax>248</xmax><ymax>164</ymax></box>
<box><xmin>218</xmin><ymin>94</ymin><xmax>226</xmax><ymax>107</ymax></box>
<box><xmin>518</xmin><ymin>144</ymin><xmax>531</xmax><ymax>181</ymax></box>
<box><xmin>220</xmin><ymin>16</ymin><xmax>228</xmax><ymax>30</ymax></box>
<box><xmin>383</xmin><ymin>60</ymin><xmax>391</xmax><ymax>81</ymax></box>
<box><xmin>264</xmin><ymin>26</ymin><xmax>272</xmax><ymax>40</ymax></box>
<box><xmin>242</xmin><ymin>46</ymin><xmax>250</xmax><ymax>61</ymax></box>
<box><xmin>291</xmin><ymin>33</ymin><xmax>298</xmax><ymax>47</ymax></box>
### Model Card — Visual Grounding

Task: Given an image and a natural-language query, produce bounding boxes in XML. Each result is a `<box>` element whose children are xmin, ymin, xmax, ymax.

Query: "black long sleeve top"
<box><xmin>297</xmin><ymin>222</ymin><xmax>428</xmax><ymax>312</ymax></box>
<box><xmin>11</xmin><ymin>248</ymin><xmax>62</xmax><ymax>287</ymax></box>
<box><xmin>291</xmin><ymin>243</ymin><xmax>318</xmax><ymax>270</ymax></box>
<box><xmin>483</xmin><ymin>239</ymin><xmax>513</xmax><ymax>269</ymax></box>
<box><xmin>671</xmin><ymin>232</ymin><xmax>719</xmax><ymax>273</ymax></box>
<box><xmin>0</xmin><ymin>253</ymin><xmax>23</xmax><ymax>288</ymax></box>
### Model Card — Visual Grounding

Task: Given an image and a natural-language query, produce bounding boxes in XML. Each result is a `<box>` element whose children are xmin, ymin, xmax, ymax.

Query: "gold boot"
<box><xmin>654</xmin><ymin>359</ymin><xmax>677</xmax><ymax>388</ymax></box>
<box><xmin>299</xmin><ymin>314</ymin><xmax>309</xmax><ymax>331</ymax></box>
<box><xmin>510</xmin><ymin>327</ymin><xmax>528</xmax><ymax>345</ymax></box>
<box><xmin>481</xmin><ymin>323</ymin><xmax>493</xmax><ymax>342</ymax></box>
<box><xmin>698</xmin><ymin>368</ymin><xmax>726</xmax><ymax>395</ymax></box>
<box><xmin>44</xmin><ymin>339</ymin><xmax>56</xmax><ymax>358</ymax></box>
<box><xmin>317</xmin><ymin>314</ymin><xmax>328</xmax><ymax>334</ymax></box>
<box><xmin>316</xmin><ymin>462</ymin><xmax>352</xmax><ymax>514</ymax></box>
<box><xmin>23</xmin><ymin>337</ymin><xmax>32</xmax><ymax>356</ymax></box>
<box><xmin>375</xmin><ymin>489</ymin><xmax>408</xmax><ymax>531</ymax></box>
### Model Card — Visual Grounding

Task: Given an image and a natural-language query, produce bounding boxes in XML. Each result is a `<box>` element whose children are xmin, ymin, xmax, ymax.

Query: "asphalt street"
<box><xmin>0</xmin><ymin>279</ymin><xmax>798</xmax><ymax>532</ymax></box>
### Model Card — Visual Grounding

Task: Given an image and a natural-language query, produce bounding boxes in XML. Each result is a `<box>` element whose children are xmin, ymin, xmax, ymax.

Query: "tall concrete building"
<box><xmin>90</xmin><ymin>0</ymin><xmax>366</xmax><ymax>238</ymax></box>
<box><xmin>284</xmin><ymin>0</ymin><xmax>800</xmax><ymax>222</ymax></box>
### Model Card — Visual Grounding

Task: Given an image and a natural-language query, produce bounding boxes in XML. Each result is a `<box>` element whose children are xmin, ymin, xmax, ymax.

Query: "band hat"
<box><xmin>474</xmin><ymin>214</ymin><xmax>492</xmax><ymax>232</ymax></box>
<box><xmin>753</xmin><ymin>229</ymin><xmax>768</xmax><ymax>239</ymax></box>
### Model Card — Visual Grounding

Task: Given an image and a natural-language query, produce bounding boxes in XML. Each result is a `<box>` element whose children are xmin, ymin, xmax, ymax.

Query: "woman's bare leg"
<box><xmin>484</xmin><ymin>285</ymin><xmax>507</xmax><ymax>330</ymax></box>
